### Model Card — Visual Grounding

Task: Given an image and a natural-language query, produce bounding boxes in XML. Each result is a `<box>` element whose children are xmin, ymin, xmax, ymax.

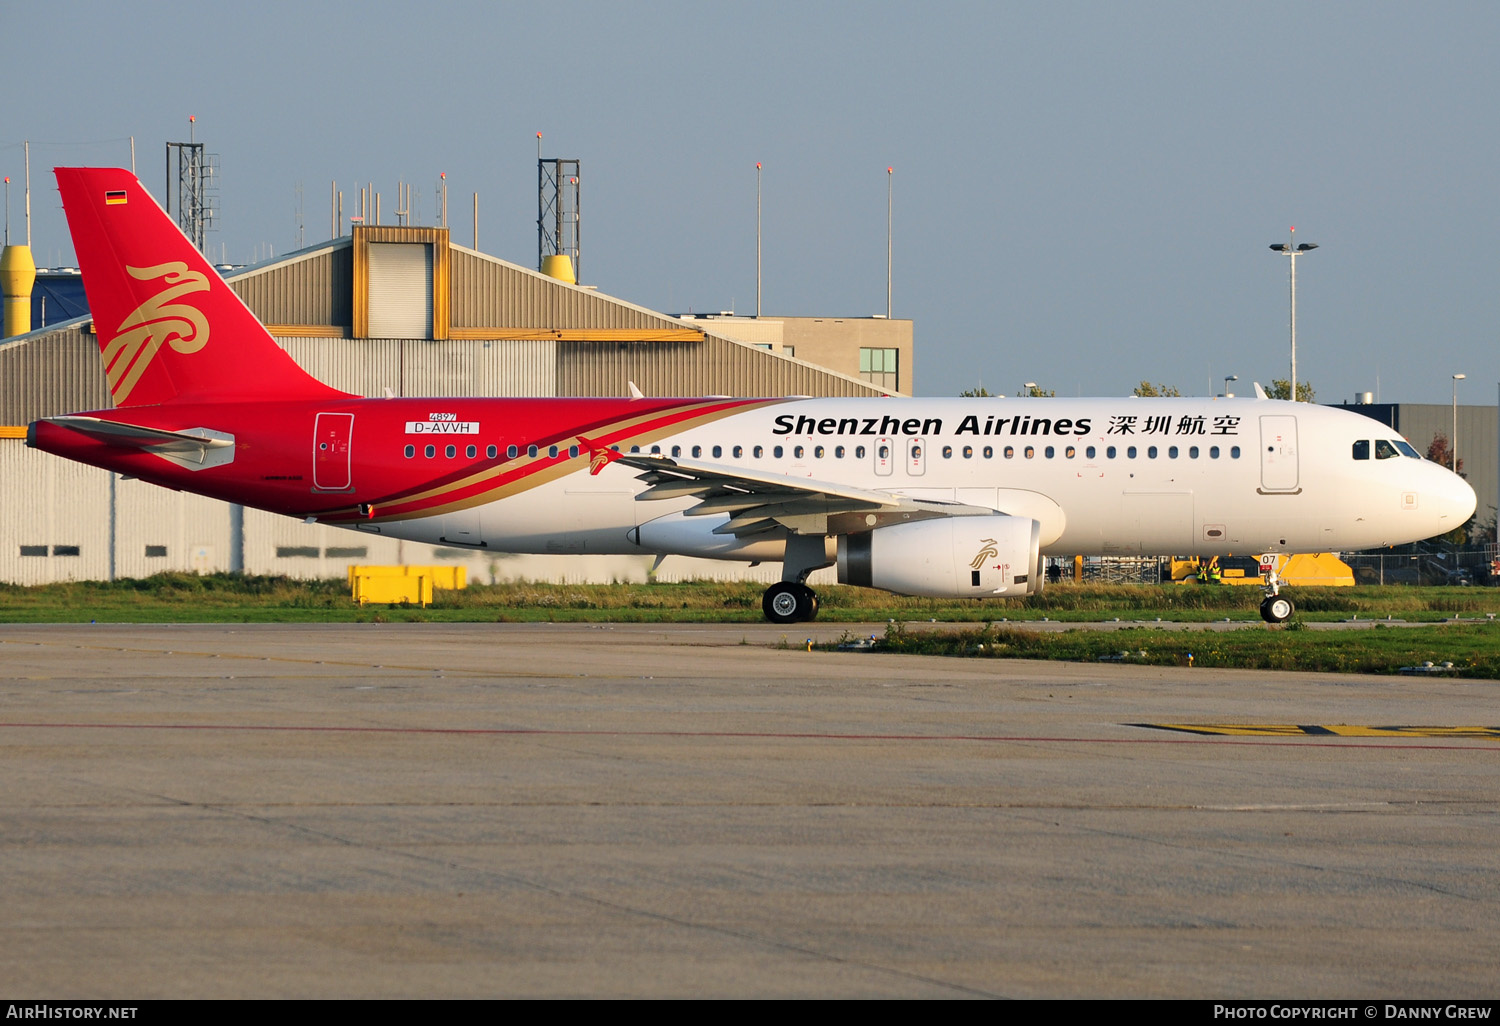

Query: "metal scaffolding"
<box><xmin>537</xmin><ymin>157</ymin><xmax>580</xmax><ymax>281</ymax></box>
<box><xmin>165</xmin><ymin>141</ymin><xmax>218</xmax><ymax>253</ymax></box>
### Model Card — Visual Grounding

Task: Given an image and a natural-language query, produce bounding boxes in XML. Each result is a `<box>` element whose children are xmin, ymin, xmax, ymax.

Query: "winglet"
<box><xmin>1253</xmin><ymin>382</ymin><xmax>1269</xmax><ymax>400</ymax></box>
<box><xmin>627</xmin><ymin>380</ymin><xmax>645</xmax><ymax>399</ymax></box>
<box><xmin>580</xmin><ymin>436</ymin><xmax>623</xmax><ymax>476</ymax></box>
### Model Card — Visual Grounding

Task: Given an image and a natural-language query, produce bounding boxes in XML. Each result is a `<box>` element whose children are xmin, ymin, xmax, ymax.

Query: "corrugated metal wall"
<box><xmin>0</xmin><ymin>325</ymin><xmax>110</xmax><ymax>423</ymax></box>
<box><xmin>0</xmin><ymin>441</ymin><xmax>111</xmax><ymax>584</ymax></box>
<box><xmin>450</xmin><ymin>248</ymin><xmax>685</xmax><ymax>331</ymax></box>
<box><xmin>275</xmin><ymin>338</ymin><xmax>556</xmax><ymax>398</ymax></box>
<box><xmin>555</xmin><ymin>335</ymin><xmax>884</xmax><ymax>398</ymax></box>
<box><xmin>228</xmin><ymin>246</ymin><xmax>352</xmax><ymax>328</ymax></box>
<box><xmin>113</xmin><ymin>477</ymin><xmax>234</xmax><ymax>579</ymax></box>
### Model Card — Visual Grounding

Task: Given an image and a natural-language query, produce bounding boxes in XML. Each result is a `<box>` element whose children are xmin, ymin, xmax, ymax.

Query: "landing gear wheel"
<box><xmin>763</xmin><ymin>582</ymin><xmax>819</xmax><ymax>624</ymax></box>
<box><xmin>1260</xmin><ymin>595</ymin><xmax>1294</xmax><ymax>623</ymax></box>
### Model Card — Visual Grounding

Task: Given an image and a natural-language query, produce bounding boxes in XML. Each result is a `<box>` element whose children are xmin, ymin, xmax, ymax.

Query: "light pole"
<box><xmin>1452</xmin><ymin>373</ymin><xmax>1466</xmax><ymax>473</ymax></box>
<box><xmin>1269</xmin><ymin>228</ymin><xmax>1318</xmax><ymax>400</ymax></box>
<box><xmin>1023</xmin><ymin>381</ymin><xmax>1037</xmax><ymax>397</ymax></box>
<box><xmin>1224</xmin><ymin>374</ymin><xmax>1238</xmax><ymax>398</ymax></box>
<box><xmin>886</xmin><ymin>166</ymin><xmax>893</xmax><ymax>319</ymax></box>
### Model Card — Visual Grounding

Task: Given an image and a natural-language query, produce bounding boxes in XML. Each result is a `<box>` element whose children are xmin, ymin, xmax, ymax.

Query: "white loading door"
<box><xmin>1259</xmin><ymin>415</ymin><xmax>1300</xmax><ymax>493</ymax></box>
<box><xmin>368</xmin><ymin>242</ymin><xmax>433</xmax><ymax>339</ymax></box>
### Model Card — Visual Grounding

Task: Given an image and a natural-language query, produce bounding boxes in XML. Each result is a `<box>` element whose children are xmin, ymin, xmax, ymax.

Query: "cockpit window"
<box><xmin>1352</xmin><ymin>440</ymin><xmax>1370</xmax><ymax>460</ymax></box>
<box><xmin>1395</xmin><ymin>440</ymin><xmax>1422</xmax><ymax>459</ymax></box>
<box><xmin>1375</xmin><ymin>439</ymin><xmax>1400</xmax><ymax>460</ymax></box>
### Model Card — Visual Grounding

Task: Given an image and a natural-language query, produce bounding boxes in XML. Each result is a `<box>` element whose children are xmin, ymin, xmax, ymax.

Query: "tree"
<box><xmin>1425</xmin><ymin>433</ymin><xmax>1464</xmax><ymax>477</ymax></box>
<box><xmin>1132</xmin><ymin>382</ymin><xmax>1182</xmax><ymax>397</ymax></box>
<box><xmin>1267</xmin><ymin>379</ymin><xmax>1316</xmax><ymax>402</ymax></box>
<box><xmin>958</xmin><ymin>386</ymin><xmax>994</xmax><ymax>397</ymax></box>
<box><xmin>1017</xmin><ymin>385</ymin><xmax>1055</xmax><ymax>397</ymax></box>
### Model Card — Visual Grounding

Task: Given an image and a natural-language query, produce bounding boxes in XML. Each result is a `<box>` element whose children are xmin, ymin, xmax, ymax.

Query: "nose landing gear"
<box><xmin>1259</xmin><ymin>555</ymin><xmax>1294</xmax><ymax>623</ymax></box>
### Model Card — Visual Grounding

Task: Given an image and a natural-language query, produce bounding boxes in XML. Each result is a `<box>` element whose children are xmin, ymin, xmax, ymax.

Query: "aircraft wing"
<box><xmin>39</xmin><ymin>416</ymin><xmax>235</xmax><ymax>469</ymax></box>
<box><xmin>615</xmin><ymin>452</ymin><xmax>994</xmax><ymax>537</ymax></box>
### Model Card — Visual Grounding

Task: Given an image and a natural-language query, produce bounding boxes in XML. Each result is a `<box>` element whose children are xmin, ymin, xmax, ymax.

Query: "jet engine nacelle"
<box><xmin>836</xmin><ymin>515</ymin><xmax>1043</xmax><ymax>599</ymax></box>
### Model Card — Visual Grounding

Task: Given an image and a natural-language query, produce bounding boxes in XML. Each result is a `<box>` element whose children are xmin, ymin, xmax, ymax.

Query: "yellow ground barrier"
<box><xmin>348</xmin><ymin>565</ymin><xmax>467</xmax><ymax>606</ymax></box>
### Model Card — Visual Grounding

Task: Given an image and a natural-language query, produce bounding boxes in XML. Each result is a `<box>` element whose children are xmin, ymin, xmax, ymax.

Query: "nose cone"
<box><xmin>1428</xmin><ymin>463</ymin><xmax>1477</xmax><ymax>536</ymax></box>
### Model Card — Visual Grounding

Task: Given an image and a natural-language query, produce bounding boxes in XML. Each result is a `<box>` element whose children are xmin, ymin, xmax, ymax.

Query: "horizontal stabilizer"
<box><xmin>41</xmin><ymin>415</ymin><xmax>235</xmax><ymax>470</ymax></box>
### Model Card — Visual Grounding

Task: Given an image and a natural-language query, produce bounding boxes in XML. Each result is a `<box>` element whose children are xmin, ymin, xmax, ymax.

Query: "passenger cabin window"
<box><xmin>1004</xmin><ymin>446</ymin><xmax>1015</xmax><ymax>459</ymax></box>
<box><xmin>467</xmin><ymin>445</ymin><xmax>477</xmax><ymax>458</ymax></box>
<box><xmin>1375</xmin><ymin>440</ymin><xmax>1400</xmax><ymax>459</ymax></box>
<box><xmin>754</xmin><ymin>445</ymin><xmax>764</xmax><ymax>458</ymax></box>
<box><xmin>1353</xmin><ymin>440</ymin><xmax>1370</xmax><ymax>460</ymax></box>
<box><xmin>1024</xmin><ymin>446</ymin><xmax>1035</xmax><ymax>459</ymax></box>
<box><xmin>942</xmin><ymin>445</ymin><xmax>953</xmax><ymax>459</ymax></box>
<box><xmin>672</xmin><ymin>445</ymin><xmax>682</xmax><ymax>457</ymax></box>
<box><xmin>734</xmin><ymin>445</ymin><xmax>744</xmax><ymax>458</ymax></box>
<box><xmin>425</xmin><ymin>445</ymin><xmax>436</xmax><ymax>458</ymax></box>
<box><xmin>855</xmin><ymin>446</ymin><xmax>866</xmax><ymax>459</ymax></box>
<box><xmin>528</xmin><ymin>445</ymin><xmax>539</xmax><ymax>458</ymax></box>
<box><xmin>446</xmin><ymin>445</ymin><xmax>457</xmax><ymax>458</ymax></box>
<box><xmin>487</xmin><ymin>445</ymin><xmax>497</xmax><ymax>459</ymax></box>
<box><xmin>507</xmin><ymin>445</ymin><xmax>518</xmax><ymax>458</ymax></box>
<box><xmin>404</xmin><ymin>445</ymin><xmax>415</xmax><ymax>458</ymax></box>
<box><xmin>692</xmin><ymin>445</ymin><xmax>702</xmax><ymax>458</ymax></box>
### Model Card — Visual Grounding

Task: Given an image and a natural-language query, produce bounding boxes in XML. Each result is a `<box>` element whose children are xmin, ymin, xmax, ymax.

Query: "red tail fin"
<box><xmin>54</xmin><ymin>167</ymin><xmax>347</xmax><ymax>407</ymax></box>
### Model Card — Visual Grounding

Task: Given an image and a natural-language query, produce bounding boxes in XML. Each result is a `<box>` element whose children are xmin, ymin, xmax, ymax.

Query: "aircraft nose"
<box><xmin>1429</xmin><ymin>464</ymin><xmax>1477</xmax><ymax>532</ymax></box>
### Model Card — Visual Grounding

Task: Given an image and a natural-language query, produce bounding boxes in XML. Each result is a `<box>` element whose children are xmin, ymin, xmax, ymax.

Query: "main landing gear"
<box><xmin>1259</xmin><ymin>555</ymin><xmax>1294</xmax><ymax>623</ymax></box>
<box><xmin>762</xmin><ymin>534</ymin><xmax>832</xmax><ymax>624</ymax></box>
<box><xmin>763</xmin><ymin>581</ymin><xmax>820</xmax><ymax>624</ymax></box>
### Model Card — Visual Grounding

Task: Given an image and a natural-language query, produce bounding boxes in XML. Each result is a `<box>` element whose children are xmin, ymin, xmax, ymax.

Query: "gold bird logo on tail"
<box><xmin>104</xmin><ymin>262</ymin><xmax>211</xmax><ymax>404</ymax></box>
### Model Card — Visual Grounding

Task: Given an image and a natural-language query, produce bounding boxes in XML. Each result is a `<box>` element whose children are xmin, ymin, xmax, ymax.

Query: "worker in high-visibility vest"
<box><xmin>1198</xmin><ymin>556</ymin><xmax>1222</xmax><ymax>584</ymax></box>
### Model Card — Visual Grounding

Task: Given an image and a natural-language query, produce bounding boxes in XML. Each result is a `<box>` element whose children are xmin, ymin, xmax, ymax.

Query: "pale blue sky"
<box><xmin>4</xmin><ymin>1</ymin><xmax>1497</xmax><ymax>403</ymax></box>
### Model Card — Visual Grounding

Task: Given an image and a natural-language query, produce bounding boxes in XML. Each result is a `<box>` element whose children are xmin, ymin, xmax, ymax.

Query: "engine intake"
<box><xmin>837</xmin><ymin>515</ymin><xmax>1043</xmax><ymax>599</ymax></box>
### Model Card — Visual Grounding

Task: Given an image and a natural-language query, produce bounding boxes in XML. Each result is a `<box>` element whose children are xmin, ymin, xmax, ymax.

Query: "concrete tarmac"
<box><xmin>1</xmin><ymin>622</ymin><xmax>1497</xmax><ymax>998</ymax></box>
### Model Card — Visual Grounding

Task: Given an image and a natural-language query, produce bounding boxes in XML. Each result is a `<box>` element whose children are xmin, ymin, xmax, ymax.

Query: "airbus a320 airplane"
<box><xmin>28</xmin><ymin>168</ymin><xmax>1477</xmax><ymax>623</ymax></box>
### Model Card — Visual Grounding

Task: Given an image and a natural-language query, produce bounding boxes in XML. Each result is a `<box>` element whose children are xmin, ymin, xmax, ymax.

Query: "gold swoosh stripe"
<box><xmin>330</xmin><ymin>399</ymin><xmax>781</xmax><ymax>522</ymax></box>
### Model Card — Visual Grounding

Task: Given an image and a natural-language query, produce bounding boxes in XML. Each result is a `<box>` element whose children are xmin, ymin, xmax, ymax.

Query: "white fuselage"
<box><xmin>370</xmin><ymin>396</ymin><xmax>1476</xmax><ymax>563</ymax></box>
